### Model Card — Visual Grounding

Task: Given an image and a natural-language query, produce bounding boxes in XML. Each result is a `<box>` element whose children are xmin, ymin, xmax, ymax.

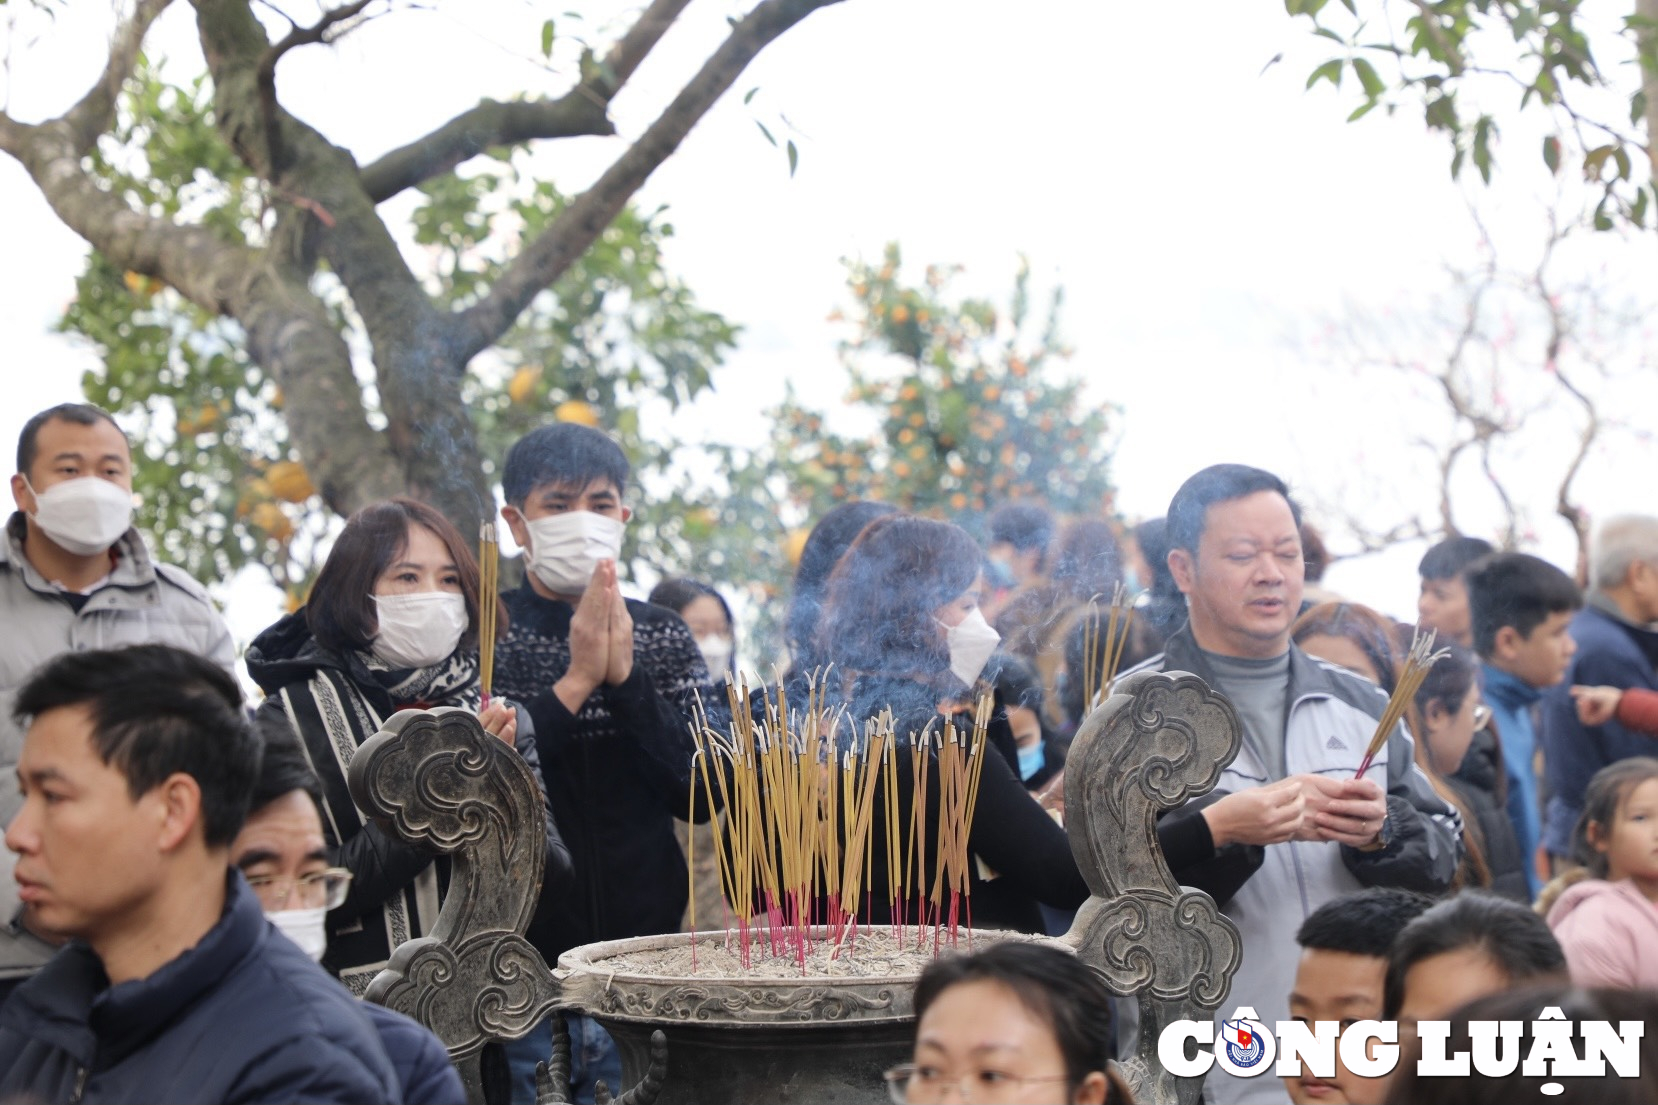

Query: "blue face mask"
<box><xmin>1017</xmin><ymin>742</ymin><xmax>1046</xmax><ymax>781</ymax></box>
<box><xmin>1122</xmin><ymin>566</ymin><xmax>1142</xmax><ymax>594</ymax></box>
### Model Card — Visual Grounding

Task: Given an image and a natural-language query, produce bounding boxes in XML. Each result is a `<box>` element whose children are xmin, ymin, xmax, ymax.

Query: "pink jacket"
<box><xmin>1546</xmin><ymin>877</ymin><xmax>1658</xmax><ymax>989</ymax></box>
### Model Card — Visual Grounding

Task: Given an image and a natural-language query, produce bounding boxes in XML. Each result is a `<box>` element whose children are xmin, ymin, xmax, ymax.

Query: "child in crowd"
<box><xmin>1283</xmin><ymin>888</ymin><xmax>1433</xmax><ymax>1105</ymax></box>
<box><xmin>1384</xmin><ymin>892</ymin><xmax>1567</xmax><ymax>1042</ymax></box>
<box><xmin>1465</xmin><ymin>553</ymin><xmax>1581</xmax><ymax>895</ymax></box>
<box><xmin>1415</xmin><ymin>535</ymin><xmax>1494</xmax><ymax>649</ymax></box>
<box><xmin>1542</xmin><ymin>757</ymin><xmax>1658</xmax><ymax>989</ymax></box>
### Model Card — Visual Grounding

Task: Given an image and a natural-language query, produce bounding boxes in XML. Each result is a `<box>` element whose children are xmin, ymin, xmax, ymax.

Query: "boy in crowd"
<box><xmin>1416</xmin><ymin>536</ymin><xmax>1495</xmax><ymax>649</ymax></box>
<box><xmin>1466</xmin><ymin>554</ymin><xmax>1581</xmax><ymax>895</ymax></box>
<box><xmin>1384</xmin><ymin>892</ymin><xmax>1567</xmax><ymax>1048</ymax></box>
<box><xmin>0</xmin><ymin>646</ymin><xmax>397</xmax><ymax>1103</ymax></box>
<box><xmin>492</xmin><ymin>423</ymin><xmax>714</xmax><ymax>1101</ymax></box>
<box><xmin>1283</xmin><ymin>889</ymin><xmax>1433</xmax><ymax>1105</ymax></box>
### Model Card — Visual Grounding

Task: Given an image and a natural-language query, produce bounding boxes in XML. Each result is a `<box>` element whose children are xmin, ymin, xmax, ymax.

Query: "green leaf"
<box><xmin>1632</xmin><ymin>186</ymin><xmax>1650</xmax><ymax>228</ymax></box>
<box><xmin>540</xmin><ymin>19</ymin><xmax>555</xmax><ymax>58</ymax></box>
<box><xmin>1348</xmin><ymin>100</ymin><xmax>1377</xmax><ymax>122</ymax></box>
<box><xmin>1634</xmin><ymin>90</ymin><xmax>1650</xmax><ymax>127</ymax></box>
<box><xmin>755</xmin><ymin>120</ymin><xmax>776</xmax><ymax>147</ymax></box>
<box><xmin>1306</xmin><ymin>58</ymin><xmax>1344</xmax><ymax>90</ymax></box>
<box><xmin>1351</xmin><ymin>56</ymin><xmax>1386</xmax><ymax>98</ymax></box>
<box><xmin>786</xmin><ymin>139</ymin><xmax>798</xmax><ymax>177</ymax></box>
<box><xmin>1613</xmin><ymin>146</ymin><xmax>1632</xmax><ymax>181</ymax></box>
<box><xmin>1542</xmin><ymin>135</ymin><xmax>1561</xmax><ymax>174</ymax></box>
<box><xmin>1583</xmin><ymin>144</ymin><xmax>1616</xmax><ymax>181</ymax></box>
<box><xmin>743</xmin><ymin>87</ymin><xmax>759</xmax><ymax>105</ymax></box>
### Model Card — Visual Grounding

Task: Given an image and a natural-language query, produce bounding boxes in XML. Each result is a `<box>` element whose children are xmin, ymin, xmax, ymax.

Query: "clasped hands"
<box><xmin>1202</xmin><ymin>774</ymin><xmax>1387</xmax><ymax>850</ymax></box>
<box><xmin>554</xmin><ymin>560</ymin><xmax>634</xmax><ymax>713</ymax></box>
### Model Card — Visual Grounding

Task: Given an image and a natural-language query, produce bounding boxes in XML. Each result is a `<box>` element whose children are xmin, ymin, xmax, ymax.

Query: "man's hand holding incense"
<box><xmin>1311</xmin><ymin>777</ymin><xmax>1388</xmax><ymax>849</ymax></box>
<box><xmin>556</xmin><ymin>568</ymin><xmax>613</xmax><ymax>714</ymax></box>
<box><xmin>478</xmin><ymin>700</ymin><xmax>517</xmax><ymax>744</ymax></box>
<box><xmin>602</xmin><ymin>561</ymin><xmax>634</xmax><ymax>686</ymax></box>
<box><xmin>1201</xmin><ymin>778</ymin><xmax>1304</xmax><ymax>847</ymax></box>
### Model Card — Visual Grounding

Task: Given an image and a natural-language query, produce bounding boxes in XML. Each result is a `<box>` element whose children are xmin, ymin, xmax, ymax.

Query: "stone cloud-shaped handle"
<box><xmin>350</xmin><ymin>707</ymin><xmax>562</xmax><ymax>1105</ymax></box>
<box><xmin>1061</xmin><ymin>670</ymin><xmax>1245</xmax><ymax>1105</ymax></box>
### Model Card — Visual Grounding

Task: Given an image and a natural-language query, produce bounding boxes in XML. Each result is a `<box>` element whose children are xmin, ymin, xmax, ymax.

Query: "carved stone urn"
<box><xmin>551</xmin><ymin>927</ymin><xmax>1061</xmax><ymax>1105</ymax></box>
<box><xmin>353</xmin><ymin>670</ymin><xmax>1245</xmax><ymax>1105</ymax></box>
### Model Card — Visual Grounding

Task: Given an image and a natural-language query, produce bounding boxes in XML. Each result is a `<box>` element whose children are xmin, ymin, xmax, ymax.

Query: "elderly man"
<box><xmin>1540</xmin><ymin>515</ymin><xmax>1658</xmax><ymax>871</ymax></box>
<box><xmin>0</xmin><ymin>403</ymin><xmax>235</xmax><ymax>993</ymax></box>
<box><xmin>1128</xmin><ymin>463</ymin><xmax>1462</xmax><ymax>1105</ymax></box>
<box><xmin>0</xmin><ymin>645</ymin><xmax>396</xmax><ymax>1103</ymax></box>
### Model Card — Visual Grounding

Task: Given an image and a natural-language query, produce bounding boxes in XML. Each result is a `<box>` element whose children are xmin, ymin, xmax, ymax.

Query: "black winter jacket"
<box><xmin>1449</xmin><ymin>725</ymin><xmax>1531</xmax><ymax>901</ymax></box>
<box><xmin>492</xmin><ymin>585</ymin><xmax>717</xmax><ymax>960</ymax></box>
<box><xmin>246</xmin><ymin>611</ymin><xmax>572</xmax><ymax>986</ymax></box>
<box><xmin>0</xmin><ymin>873</ymin><xmax>398</xmax><ymax>1104</ymax></box>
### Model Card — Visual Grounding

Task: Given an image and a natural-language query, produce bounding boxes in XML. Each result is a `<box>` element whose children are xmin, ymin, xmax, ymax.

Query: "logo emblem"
<box><xmin>1213</xmin><ymin>1009</ymin><xmax>1276</xmax><ymax>1077</ymax></box>
<box><xmin>1326</xmin><ymin>734</ymin><xmax>1346</xmax><ymax>750</ymax></box>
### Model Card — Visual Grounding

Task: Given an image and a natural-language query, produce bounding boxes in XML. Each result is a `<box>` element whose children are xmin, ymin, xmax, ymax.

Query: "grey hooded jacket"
<box><xmin>1128</xmin><ymin>626</ymin><xmax>1463</xmax><ymax>1105</ymax></box>
<box><xmin>0</xmin><ymin>513</ymin><xmax>235</xmax><ymax>979</ymax></box>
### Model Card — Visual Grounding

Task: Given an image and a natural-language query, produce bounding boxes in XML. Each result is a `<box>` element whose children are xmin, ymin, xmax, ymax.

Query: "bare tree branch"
<box><xmin>360</xmin><ymin>96</ymin><xmax>614</xmax><ymax>202</ymax></box>
<box><xmin>358</xmin><ymin>0</ymin><xmax>692</xmax><ymax>203</ymax></box>
<box><xmin>255</xmin><ymin>0</ymin><xmax>380</xmax><ymax>170</ymax></box>
<box><xmin>50</xmin><ymin>0</ymin><xmax>175</xmax><ymax>151</ymax></box>
<box><xmin>449</xmin><ymin>0</ymin><xmax>843</xmax><ymax>362</ymax></box>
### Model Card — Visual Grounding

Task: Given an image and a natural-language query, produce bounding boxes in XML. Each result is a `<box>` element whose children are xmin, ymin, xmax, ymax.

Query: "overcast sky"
<box><xmin>2</xmin><ymin>1</ymin><xmax>1654</xmax><ymax>654</ymax></box>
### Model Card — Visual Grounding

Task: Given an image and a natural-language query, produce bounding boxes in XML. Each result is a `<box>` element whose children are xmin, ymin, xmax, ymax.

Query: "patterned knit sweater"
<box><xmin>494</xmin><ymin>582</ymin><xmax>716</xmax><ymax>958</ymax></box>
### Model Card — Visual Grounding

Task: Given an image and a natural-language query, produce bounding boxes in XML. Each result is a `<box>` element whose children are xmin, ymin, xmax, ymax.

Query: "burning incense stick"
<box><xmin>1081</xmin><ymin>584</ymin><xmax>1136</xmax><ymax>714</ymax></box>
<box><xmin>478</xmin><ymin>522</ymin><xmax>499</xmax><ymax>705</ymax></box>
<box><xmin>1354</xmin><ymin>626</ymin><xmax>1450</xmax><ymax>778</ymax></box>
<box><xmin>686</xmin><ymin>681</ymin><xmax>996</xmax><ymax>969</ymax></box>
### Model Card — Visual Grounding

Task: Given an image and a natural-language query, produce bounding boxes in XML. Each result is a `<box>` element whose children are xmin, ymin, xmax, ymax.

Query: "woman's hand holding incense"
<box><xmin>556</xmin><ymin>569</ymin><xmax>612</xmax><ymax>713</ymax></box>
<box><xmin>602</xmin><ymin>561</ymin><xmax>634</xmax><ymax>686</ymax></box>
<box><xmin>1311</xmin><ymin>777</ymin><xmax>1387</xmax><ymax>848</ymax></box>
<box><xmin>478</xmin><ymin>700</ymin><xmax>516</xmax><ymax>744</ymax></box>
<box><xmin>1202</xmin><ymin>778</ymin><xmax>1304</xmax><ymax>847</ymax></box>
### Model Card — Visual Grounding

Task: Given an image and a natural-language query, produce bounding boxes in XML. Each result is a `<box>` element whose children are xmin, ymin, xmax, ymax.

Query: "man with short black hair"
<box><xmin>1284</xmin><ymin>889</ymin><xmax>1434</xmax><ymax>1105</ymax></box>
<box><xmin>0</xmin><ymin>645</ymin><xmax>397</xmax><ymax>1103</ymax></box>
<box><xmin>493</xmin><ymin>421</ymin><xmax>714</xmax><ymax>1102</ymax></box>
<box><xmin>1416</xmin><ymin>536</ymin><xmax>1495</xmax><ymax>648</ymax></box>
<box><xmin>0</xmin><ymin>403</ymin><xmax>235</xmax><ymax>989</ymax></box>
<box><xmin>1131</xmin><ymin>463</ymin><xmax>1462</xmax><ymax>1105</ymax></box>
<box><xmin>1466</xmin><ymin>552</ymin><xmax>1581</xmax><ymax>893</ymax></box>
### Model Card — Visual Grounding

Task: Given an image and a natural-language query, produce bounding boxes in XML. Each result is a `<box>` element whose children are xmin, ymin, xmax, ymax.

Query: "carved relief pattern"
<box><xmin>352</xmin><ymin>708</ymin><xmax>559</xmax><ymax>1105</ymax></box>
<box><xmin>1063</xmin><ymin>670</ymin><xmax>1246</xmax><ymax>1105</ymax></box>
<box><xmin>589</xmin><ymin>981</ymin><xmax>900</xmax><ymax>1026</ymax></box>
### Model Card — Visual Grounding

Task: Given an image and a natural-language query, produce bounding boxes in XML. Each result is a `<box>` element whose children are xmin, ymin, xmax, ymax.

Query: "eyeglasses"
<box><xmin>1472</xmin><ymin>704</ymin><xmax>1492</xmax><ymax>730</ymax></box>
<box><xmin>882</xmin><ymin>1064</ymin><xmax>1072</xmax><ymax>1104</ymax></box>
<box><xmin>245</xmin><ymin>868</ymin><xmax>353</xmax><ymax>911</ymax></box>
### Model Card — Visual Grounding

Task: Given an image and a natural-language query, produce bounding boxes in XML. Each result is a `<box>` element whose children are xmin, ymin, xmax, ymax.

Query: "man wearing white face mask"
<box><xmin>494</xmin><ymin>424</ymin><xmax>718</xmax><ymax>1105</ymax></box>
<box><xmin>0</xmin><ymin>403</ymin><xmax>235</xmax><ymax>998</ymax></box>
<box><xmin>232</xmin><ymin>728</ymin><xmax>465</xmax><ymax>1105</ymax></box>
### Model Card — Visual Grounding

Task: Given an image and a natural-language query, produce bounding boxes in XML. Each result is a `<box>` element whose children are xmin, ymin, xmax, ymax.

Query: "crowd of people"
<box><xmin>0</xmin><ymin>400</ymin><xmax>1654</xmax><ymax>1104</ymax></box>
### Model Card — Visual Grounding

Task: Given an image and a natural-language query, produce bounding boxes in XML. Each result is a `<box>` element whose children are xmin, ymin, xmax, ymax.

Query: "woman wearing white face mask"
<box><xmin>246</xmin><ymin>498</ymin><xmax>572</xmax><ymax>993</ymax></box>
<box><xmin>769</xmin><ymin>514</ymin><xmax>1090</xmax><ymax>934</ymax></box>
<box><xmin>647</xmin><ymin>577</ymin><xmax>737</xmax><ymax>678</ymax></box>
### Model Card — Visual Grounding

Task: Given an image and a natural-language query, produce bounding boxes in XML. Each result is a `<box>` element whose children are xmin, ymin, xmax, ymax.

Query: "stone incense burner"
<box><xmin>350</xmin><ymin>671</ymin><xmax>1243</xmax><ymax>1105</ymax></box>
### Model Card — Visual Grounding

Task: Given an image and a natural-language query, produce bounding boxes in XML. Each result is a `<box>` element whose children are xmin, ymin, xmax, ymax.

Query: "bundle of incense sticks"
<box><xmin>1354</xmin><ymin>626</ymin><xmax>1450</xmax><ymax>778</ymax></box>
<box><xmin>477</xmin><ymin>523</ymin><xmax>499</xmax><ymax>706</ymax></box>
<box><xmin>1081</xmin><ymin>583</ymin><xmax>1136</xmax><ymax>714</ymax></box>
<box><xmin>686</xmin><ymin>676</ymin><xmax>993</xmax><ymax>970</ymax></box>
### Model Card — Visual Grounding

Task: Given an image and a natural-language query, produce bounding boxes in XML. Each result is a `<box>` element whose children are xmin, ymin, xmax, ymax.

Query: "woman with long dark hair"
<box><xmin>247</xmin><ymin>497</ymin><xmax>571</xmax><ymax>992</ymax></box>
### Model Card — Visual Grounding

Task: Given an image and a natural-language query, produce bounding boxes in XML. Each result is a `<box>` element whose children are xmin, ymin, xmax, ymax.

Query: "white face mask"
<box><xmin>696</xmin><ymin>634</ymin><xmax>733</xmax><ymax>675</ymax></box>
<box><xmin>266</xmin><ymin>906</ymin><xmax>328</xmax><ymax>963</ymax></box>
<box><xmin>524</xmin><ymin>511</ymin><xmax>625</xmax><ymax>595</ymax></box>
<box><xmin>371</xmin><ymin>591</ymin><xmax>468</xmax><ymax>670</ymax></box>
<box><xmin>939</xmin><ymin>608</ymin><xmax>1001</xmax><ymax>687</ymax></box>
<box><xmin>24</xmin><ymin>476</ymin><xmax>134</xmax><ymax>556</ymax></box>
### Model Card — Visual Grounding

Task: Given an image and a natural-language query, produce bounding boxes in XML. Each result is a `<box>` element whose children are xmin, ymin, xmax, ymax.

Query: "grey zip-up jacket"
<box><xmin>1128</xmin><ymin>626</ymin><xmax>1463</xmax><ymax>1105</ymax></box>
<box><xmin>0</xmin><ymin>515</ymin><xmax>235</xmax><ymax>980</ymax></box>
